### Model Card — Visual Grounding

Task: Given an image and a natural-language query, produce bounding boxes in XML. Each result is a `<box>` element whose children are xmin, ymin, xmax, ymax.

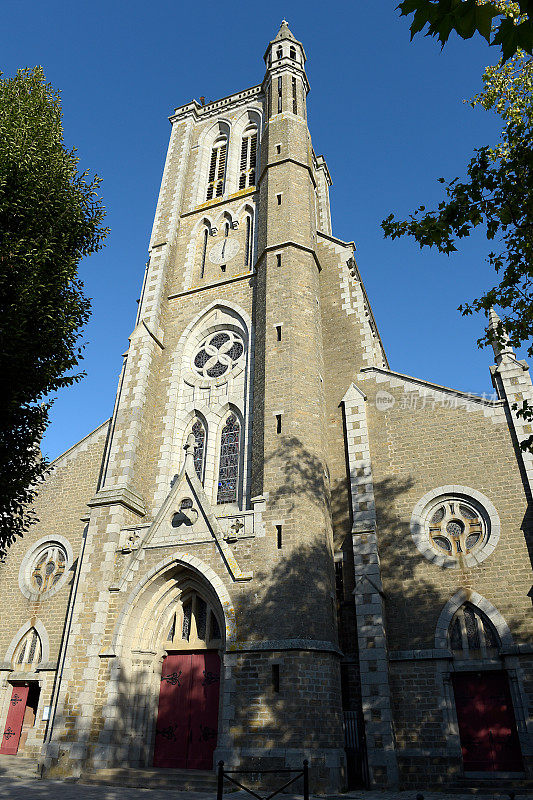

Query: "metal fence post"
<box><xmin>303</xmin><ymin>759</ymin><xmax>309</xmax><ymax>800</ymax></box>
<box><xmin>217</xmin><ymin>760</ymin><xmax>224</xmax><ymax>800</ymax></box>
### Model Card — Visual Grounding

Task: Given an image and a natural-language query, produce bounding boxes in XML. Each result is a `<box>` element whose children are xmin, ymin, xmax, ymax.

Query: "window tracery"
<box><xmin>191</xmin><ymin>418</ymin><xmax>206</xmax><ymax>481</ymax></box>
<box><xmin>448</xmin><ymin>603</ymin><xmax>500</xmax><ymax>657</ymax></box>
<box><xmin>30</xmin><ymin>544</ymin><xmax>67</xmax><ymax>594</ymax></box>
<box><xmin>13</xmin><ymin>628</ymin><xmax>41</xmax><ymax>670</ymax></box>
<box><xmin>427</xmin><ymin>498</ymin><xmax>487</xmax><ymax>558</ymax></box>
<box><xmin>165</xmin><ymin>592</ymin><xmax>222</xmax><ymax>649</ymax></box>
<box><xmin>193</xmin><ymin>330</ymin><xmax>245</xmax><ymax>380</ymax></box>
<box><xmin>217</xmin><ymin>414</ymin><xmax>240</xmax><ymax>504</ymax></box>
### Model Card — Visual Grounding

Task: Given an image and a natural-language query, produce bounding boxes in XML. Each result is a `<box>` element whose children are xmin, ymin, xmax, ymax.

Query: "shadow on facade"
<box><xmin>41</xmin><ymin>436</ymin><xmax>530</xmax><ymax>788</ymax></box>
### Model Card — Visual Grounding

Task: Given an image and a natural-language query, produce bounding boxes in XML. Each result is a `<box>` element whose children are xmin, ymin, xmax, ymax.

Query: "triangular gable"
<box><xmin>111</xmin><ymin>439</ymin><xmax>252</xmax><ymax>591</ymax></box>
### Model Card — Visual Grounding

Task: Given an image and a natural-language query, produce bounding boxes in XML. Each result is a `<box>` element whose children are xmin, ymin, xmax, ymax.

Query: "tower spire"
<box><xmin>488</xmin><ymin>307</ymin><xmax>514</xmax><ymax>364</ymax></box>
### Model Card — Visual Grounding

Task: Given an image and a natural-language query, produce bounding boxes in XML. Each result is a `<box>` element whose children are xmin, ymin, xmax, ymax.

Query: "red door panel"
<box><xmin>153</xmin><ymin>652</ymin><xmax>220</xmax><ymax>770</ymax></box>
<box><xmin>0</xmin><ymin>685</ymin><xmax>29</xmax><ymax>755</ymax></box>
<box><xmin>453</xmin><ymin>671</ymin><xmax>523</xmax><ymax>772</ymax></box>
<box><xmin>188</xmin><ymin>652</ymin><xmax>221</xmax><ymax>769</ymax></box>
<box><xmin>153</xmin><ymin>654</ymin><xmax>192</xmax><ymax>768</ymax></box>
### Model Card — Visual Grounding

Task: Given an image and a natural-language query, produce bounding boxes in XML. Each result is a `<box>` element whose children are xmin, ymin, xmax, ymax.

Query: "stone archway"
<box><xmin>101</xmin><ymin>556</ymin><xmax>234</xmax><ymax>770</ymax></box>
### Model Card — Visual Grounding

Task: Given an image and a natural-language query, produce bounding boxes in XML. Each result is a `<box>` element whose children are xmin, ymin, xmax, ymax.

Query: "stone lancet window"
<box><xmin>244</xmin><ymin>215</ymin><xmax>253</xmax><ymax>268</ymax></box>
<box><xmin>217</xmin><ymin>414</ymin><xmax>240</xmax><ymax>504</ymax></box>
<box><xmin>239</xmin><ymin>128</ymin><xmax>257</xmax><ymax>190</ymax></box>
<box><xmin>13</xmin><ymin>628</ymin><xmax>41</xmax><ymax>670</ymax></box>
<box><xmin>292</xmin><ymin>77</ymin><xmax>297</xmax><ymax>114</ymax></box>
<box><xmin>206</xmin><ymin>136</ymin><xmax>227</xmax><ymax>200</ymax></box>
<box><xmin>277</xmin><ymin>76</ymin><xmax>283</xmax><ymax>113</ymax></box>
<box><xmin>192</xmin><ymin>418</ymin><xmax>206</xmax><ymax>481</ymax></box>
<box><xmin>200</xmin><ymin>228</ymin><xmax>209</xmax><ymax>279</ymax></box>
<box><xmin>276</xmin><ymin>45</ymin><xmax>283</xmax><ymax>59</ymax></box>
<box><xmin>449</xmin><ymin>603</ymin><xmax>500</xmax><ymax>658</ymax></box>
<box><xmin>290</xmin><ymin>45</ymin><xmax>296</xmax><ymax>60</ymax></box>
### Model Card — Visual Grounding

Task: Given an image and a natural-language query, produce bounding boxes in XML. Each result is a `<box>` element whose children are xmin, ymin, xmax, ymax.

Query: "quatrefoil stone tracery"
<box><xmin>427</xmin><ymin>499</ymin><xmax>486</xmax><ymax>558</ymax></box>
<box><xmin>193</xmin><ymin>331</ymin><xmax>244</xmax><ymax>379</ymax></box>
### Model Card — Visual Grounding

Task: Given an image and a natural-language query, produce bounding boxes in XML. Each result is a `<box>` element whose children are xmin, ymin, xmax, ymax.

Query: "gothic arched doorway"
<box><xmin>153</xmin><ymin>590</ymin><xmax>222</xmax><ymax>769</ymax></box>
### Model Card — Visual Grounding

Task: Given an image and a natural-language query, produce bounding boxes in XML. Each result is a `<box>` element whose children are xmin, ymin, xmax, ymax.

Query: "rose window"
<box><xmin>193</xmin><ymin>331</ymin><xmax>244</xmax><ymax>379</ymax></box>
<box><xmin>427</xmin><ymin>499</ymin><xmax>486</xmax><ymax>558</ymax></box>
<box><xmin>30</xmin><ymin>545</ymin><xmax>67</xmax><ymax>594</ymax></box>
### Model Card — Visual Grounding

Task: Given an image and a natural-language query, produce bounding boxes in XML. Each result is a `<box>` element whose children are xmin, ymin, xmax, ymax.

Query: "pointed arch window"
<box><xmin>206</xmin><ymin>136</ymin><xmax>227</xmax><ymax>200</ymax></box>
<box><xmin>217</xmin><ymin>414</ymin><xmax>240</xmax><ymax>504</ymax></box>
<box><xmin>165</xmin><ymin>592</ymin><xmax>222</xmax><ymax>649</ymax></box>
<box><xmin>449</xmin><ymin>603</ymin><xmax>500</xmax><ymax>658</ymax></box>
<box><xmin>244</xmin><ymin>214</ymin><xmax>253</xmax><ymax>268</ymax></box>
<box><xmin>276</xmin><ymin>45</ymin><xmax>283</xmax><ymax>60</ymax></box>
<box><xmin>290</xmin><ymin>46</ymin><xmax>297</xmax><ymax>60</ymax></box>
<box><xmin>239</xmin><ymin>128</ymin><xmax>257</xmax><ymax>190</ymax></box>
<box><xmin>191</xmin><ymin>417</ymin><xmax>206</xmax><ymax>482</ymax></box>
<box><xmin>13</xmin><ymin>628</ymin><xmax>41</xmax><ymax>670</ymax></box>
<box><xmin>200</xmin><ymin>227</ymin><xmax>209</xmax><ymax>279</ymax></box>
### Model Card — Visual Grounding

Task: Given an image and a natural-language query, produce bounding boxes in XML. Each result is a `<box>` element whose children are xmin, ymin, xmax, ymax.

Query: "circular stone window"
<box><xmin>19</xmin><ymin>536</ymin><xmax>73</xmax><ymax>601</ymax></box>
<box><xmin>193</xmin><ymin>330</ymin><xmax>244</xmax><ymax>380</ymax></box>
<box><xmin>410</xmin><ymin>487</ymin><xmax>500</xmax><ymax>568</ymax></box>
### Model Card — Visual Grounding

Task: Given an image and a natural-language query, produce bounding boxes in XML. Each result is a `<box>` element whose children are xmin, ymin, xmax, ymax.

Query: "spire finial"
<box><xmin>488</xmin><ymin>306</ymin><xmax>514</xmax><ymax>363</ymax></box>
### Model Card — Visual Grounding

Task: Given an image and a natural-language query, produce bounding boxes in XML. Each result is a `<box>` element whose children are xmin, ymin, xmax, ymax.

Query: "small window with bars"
<box><xmin>206</xmin><ymin>137</ymin><xmax>227</xmax><ymax>200</ymax></box>
<box><xmin>238</xmin><ymin>130</ymin><xmax>257</xmax><ymax>190</ymax></box>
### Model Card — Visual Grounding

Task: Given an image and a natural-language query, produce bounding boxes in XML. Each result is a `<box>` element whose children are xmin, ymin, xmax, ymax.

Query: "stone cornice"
<box><xmin>168</xmin><ymin>271</ymin><xmax>255</xmax><ymax>301</ymax></box>
<box><xmin>227</xmin><ymin>639</ymin><xmax>342</xmax><ymax>655</ymax></box>
<box><xmin>88</xmin><ymin>486</ymin><xmax>146</xmax><ymax>517</ymax></box>
<box><xmin>169</xmin><ymin>85</ymin><xmax>262</xmax><ymax>124</ymax></box>
<box><xmin>256</xmin><ymin>241</ymin><xmax>321</xmax><ymax>272</ymax></box>
<box><xmin>257</xmin><ymin>153</ymin><xmax>317</xmax><ymax>191</ymax></box>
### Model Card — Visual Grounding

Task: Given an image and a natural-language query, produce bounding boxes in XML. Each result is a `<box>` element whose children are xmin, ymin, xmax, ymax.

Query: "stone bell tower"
<box><xmin>33</xmin><ymin>20</ymin><xmax>345</xmax><ymax>792</ymax></box>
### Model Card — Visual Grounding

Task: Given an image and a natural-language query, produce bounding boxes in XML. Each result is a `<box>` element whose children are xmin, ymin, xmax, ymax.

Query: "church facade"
<box><xmin>0</xmin><ymin>22</ymin><xmax>532</xmax><ymax>791</ymax></box>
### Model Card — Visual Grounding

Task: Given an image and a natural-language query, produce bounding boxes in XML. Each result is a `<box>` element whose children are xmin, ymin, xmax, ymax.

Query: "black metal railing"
<box><xmin>216</xmin><ymin>759</ymin><xmax>309</xmax><ymax>800</ymax></box>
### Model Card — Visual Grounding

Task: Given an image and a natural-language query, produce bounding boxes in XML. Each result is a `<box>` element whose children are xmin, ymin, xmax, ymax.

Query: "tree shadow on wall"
<box><xmin>39</xmin><ymin>435</ymin><xmax>532</xmax><ymax>792</ymax></box>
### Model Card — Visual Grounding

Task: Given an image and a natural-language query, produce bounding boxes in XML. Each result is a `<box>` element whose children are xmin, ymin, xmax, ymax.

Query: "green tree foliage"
<box><xmin>382</xmin><ymin>46</ymin><xmax>533</xmax><ymax>445</ymax></box>
<box><xmin>0</xmin><ymin>67</ymin><xmax>108</xmax><ymax>554</ymax></box>
<box><xmin>398</xmin><ymin>0</ymin><xmax>533</xmax><ymax>61</ymax></box>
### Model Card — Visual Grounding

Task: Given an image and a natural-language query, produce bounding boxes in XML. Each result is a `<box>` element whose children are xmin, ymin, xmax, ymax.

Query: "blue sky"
<box><xmin>3</xmin><ymin>1</ymin><xmax>516</xmax><ymax>460</ymax></box>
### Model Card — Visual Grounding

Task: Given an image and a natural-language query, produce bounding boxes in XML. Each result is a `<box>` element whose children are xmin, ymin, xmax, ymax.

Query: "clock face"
<box><xmin>208</xmin><ymin>237</ymin><xmax>240</xmax><ymax>265</ymax></box>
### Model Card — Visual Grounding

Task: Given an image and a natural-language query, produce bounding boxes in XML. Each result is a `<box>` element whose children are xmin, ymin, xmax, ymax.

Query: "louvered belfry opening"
<box><xmin>206</xmin><ymin>137</ymin><xmax>227</xmax><ymax>200</ymax></box>
<box><xmin>239</xmin><ymin>129</ymin><xmax>257</xmax><ymax>190</ymax></box>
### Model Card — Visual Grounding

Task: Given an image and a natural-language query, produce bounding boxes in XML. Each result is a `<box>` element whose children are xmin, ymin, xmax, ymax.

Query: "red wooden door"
<box><xmin>153</xmin><ymin>652</ymin><xmax>220</xmax><ymax>770</ymax></box>
<box><xmin>187</xmin><ymin>651</ymin><xmax>221</xmax><ymax>769</ymax></box>
<box><xmin>0</xmin><ymin>685</ymin><xmax>29</xmax><ymax>755</ymax></box>
<box><xmin>453</xmin><ymin>671</ymin><xmax>523</xmax><ymax>772</ymax></box>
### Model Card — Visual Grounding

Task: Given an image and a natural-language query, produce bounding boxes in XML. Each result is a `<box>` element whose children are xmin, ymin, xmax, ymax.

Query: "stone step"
<box><xmin>0</xmin><ymin>754</ymin><xmax>40</xmax><ymax>780</ymax></box>
<box><xmin>82</xmin><ymin>766</ymin><xmax>218</xmax><ymax>791</ymax></box>
<box><xmin>450</xmin><ymin>773</ymin><xmax>533</xmax><ymax>795</ymax></box>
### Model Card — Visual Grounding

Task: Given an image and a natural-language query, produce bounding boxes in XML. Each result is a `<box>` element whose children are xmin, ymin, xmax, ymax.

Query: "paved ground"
<box><xmin>0</xmin><ymin>778</ymin><xmax>529</xmax><ymax>800</ymax></box>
